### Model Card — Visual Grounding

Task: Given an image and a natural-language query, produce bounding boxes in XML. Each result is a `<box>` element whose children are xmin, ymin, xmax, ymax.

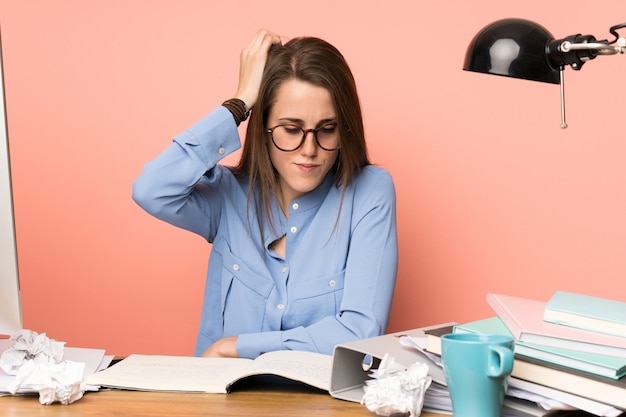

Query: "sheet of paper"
<box><xmin>243</xmin><ymin>350</ymin><xmax>331</xmax><ymax>390</ymax></box>
<box><xmin>86</xmin><ymin>355</ymin><xmax>254</xmax><ymax>393</ymax></box>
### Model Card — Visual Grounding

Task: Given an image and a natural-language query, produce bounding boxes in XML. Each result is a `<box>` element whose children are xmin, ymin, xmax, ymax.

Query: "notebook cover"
<box><xmin>486</xmin><ymin>293</ymin><xmax>626</xmax><ymax>357</ymax></box>
<box><xmin>544</xmin><ymin>291</ymin><xmax>626</xmax><ymax>337</ymax></box>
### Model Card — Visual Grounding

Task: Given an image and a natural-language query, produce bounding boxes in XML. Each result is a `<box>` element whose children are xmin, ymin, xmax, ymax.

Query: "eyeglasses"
<box><xmin>266</xmin><ymin>124</ymin><xmax>341</xmax><ymax>152</ymax></box>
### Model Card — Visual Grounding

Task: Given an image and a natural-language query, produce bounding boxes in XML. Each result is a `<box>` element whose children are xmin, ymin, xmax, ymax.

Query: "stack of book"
<box><xmin>422</xmin><ymin>291</ymin><xmax>626</xmax><ymax>417</ymax></box>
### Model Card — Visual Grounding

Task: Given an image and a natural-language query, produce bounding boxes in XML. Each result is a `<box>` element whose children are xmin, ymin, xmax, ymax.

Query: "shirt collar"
<box><xmin>289</xmin><ymin>173</ymin><xmax>335</xmax><ymax>214</ymax></box>
<box><xmin>262</xmin><ymin>173</ymin><xmax>336</xmax><ymax>248</ymax></box>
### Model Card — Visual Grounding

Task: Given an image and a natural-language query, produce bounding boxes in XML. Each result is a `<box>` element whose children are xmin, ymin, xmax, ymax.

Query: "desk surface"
<box><xmin>0</xmin><ymin>379</ymin><xmax>446</xmax><ymax>417</ymax></box>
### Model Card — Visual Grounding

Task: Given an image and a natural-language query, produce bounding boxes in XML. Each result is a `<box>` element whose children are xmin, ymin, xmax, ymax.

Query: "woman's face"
<box><xmin>266</xmin><ymin>79</ymin><xmax>339</xmax><ymax>208</ymax></box>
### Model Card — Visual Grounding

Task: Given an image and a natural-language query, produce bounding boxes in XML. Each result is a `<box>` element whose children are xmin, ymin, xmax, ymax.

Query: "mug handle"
<box><xmin>487</xmin><ymin>345</ymin><xmax>514</xmax><ymax>377</ymax></box>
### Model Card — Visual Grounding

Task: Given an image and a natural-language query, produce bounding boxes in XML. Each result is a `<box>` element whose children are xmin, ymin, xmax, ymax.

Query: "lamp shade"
<box><xmin>464</xmin><ymin>18</ymin><xmax>560</xmax><ymax>84</ymax></box>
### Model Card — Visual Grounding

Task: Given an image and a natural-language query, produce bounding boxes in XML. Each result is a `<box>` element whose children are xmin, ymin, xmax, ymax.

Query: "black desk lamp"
<box><xmin>464</xmin><ymin>18</ymin><xmax>625</xmax><ymax>128</ymax></box>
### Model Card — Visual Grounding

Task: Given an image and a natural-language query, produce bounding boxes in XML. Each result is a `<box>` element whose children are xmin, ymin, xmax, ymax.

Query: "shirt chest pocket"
<box><xmin>288</xmin><ymin>270</ymin><xmax>345</xmax><ymax>326</ymax></box>
<box><xmin>218</xmin><ymin>247</ymin><xmax>274</xmax><ymax>335</ymax></box>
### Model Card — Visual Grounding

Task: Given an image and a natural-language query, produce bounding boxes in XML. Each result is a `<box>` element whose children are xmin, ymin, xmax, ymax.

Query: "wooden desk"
<box><xmin>0</xmin><ymin>378</ymin><xmax>446</xmax><ymax>417</ymax></box>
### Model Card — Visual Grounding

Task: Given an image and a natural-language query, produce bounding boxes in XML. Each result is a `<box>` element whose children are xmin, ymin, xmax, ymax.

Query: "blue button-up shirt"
<box><xmin>132</xmin><ymin>106</ymin><xmax>398</xmax><ymax>358</ymax></box>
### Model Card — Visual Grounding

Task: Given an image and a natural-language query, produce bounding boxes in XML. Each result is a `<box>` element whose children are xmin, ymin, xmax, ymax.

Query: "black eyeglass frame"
<box><xmin>266</xmin><ymin>124</ymin><xmax>341</xmax><ymax>152</ymax></box>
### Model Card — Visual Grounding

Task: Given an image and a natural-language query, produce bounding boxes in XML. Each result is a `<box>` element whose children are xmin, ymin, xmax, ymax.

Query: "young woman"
<box><xmin>132</xmin><ymin>29</ymin><xmax>398</xmax><ymax>359</ymax></box>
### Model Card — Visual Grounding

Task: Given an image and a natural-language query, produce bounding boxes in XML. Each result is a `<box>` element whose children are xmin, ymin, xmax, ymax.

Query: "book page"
<box><xmin>236</xmin><ymin>350</ymin><xmax>332</xmax><ymax>391</ymax></box>
<box><xmin>86</xmin><ymin>354</ymin><xmax>254</xmax><ymax>393</ymax></box>
<box><xmin>86</xmin><ymin>351</ymin><xmax>333</xmax><ymax>393</ymax></box>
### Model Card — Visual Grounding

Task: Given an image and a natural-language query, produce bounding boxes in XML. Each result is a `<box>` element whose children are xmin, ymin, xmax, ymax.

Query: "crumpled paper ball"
<box><xmin>361</xmin><ymin>354</ymin><xmax>432</xmax><ymax>417</ymax></box>
<box><xmin>1</xmin><ymin>330</ymin><xmax>64</xmax><ymax>375</ymax></box>
<box><xmin>0</xmin><ymin>330</ymin><xmax>85</xmax><ymax>405</ymax></box>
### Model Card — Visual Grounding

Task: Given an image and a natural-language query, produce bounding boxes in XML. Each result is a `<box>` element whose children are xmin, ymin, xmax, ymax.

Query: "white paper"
<box><xmin>0</xmin><ymin>330</ymin><xmax>106</xmax><ymax>404</ymax></box>
<box><xmin>361</xmin><ymin>353</ymin><xmax>432</xmax><ymax>417</ymax></box>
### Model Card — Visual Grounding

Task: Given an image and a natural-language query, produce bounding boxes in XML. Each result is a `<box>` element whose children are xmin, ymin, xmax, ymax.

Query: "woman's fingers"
<box><xmin>235</xmin><ymin>29</ymin><xmax>282</xmax><ymax>108</ymax></box>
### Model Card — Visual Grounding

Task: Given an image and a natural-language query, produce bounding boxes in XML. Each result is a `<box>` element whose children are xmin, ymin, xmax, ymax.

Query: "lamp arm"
<box><xmin>560</xmin><ymin>40</ymin><xmax>625</xmax><ymax>55</ymax></box>
<box><xmin>548</xmin><ymin>23</ymin><xmax>626</xmax><ymax>70</ymax></box>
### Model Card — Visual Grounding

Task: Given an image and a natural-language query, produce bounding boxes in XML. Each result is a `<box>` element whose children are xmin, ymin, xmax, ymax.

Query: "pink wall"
<box><xmin>1</xmin><ymin>1</ymin><xmax>625</xmax><ymax>356</ymax></box>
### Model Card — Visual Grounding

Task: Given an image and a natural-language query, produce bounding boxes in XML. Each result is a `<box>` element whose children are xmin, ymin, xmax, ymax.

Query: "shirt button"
<box><xmin>277</xmin><ymin>304</ymin><xmax>285</xmax><ymax>310</ymax></box>
<box><xmin>218</xmin><ymin>147</ymin><xmax>225</xmax><ymax>155</ymax></box>
<box><xmin>282</xmin><ymin>266</ymin><xmax>287</xmax><ymax>273</ymax></box>
<box><xmin>233</xmin><ymin>264</ymin><xmax>240</xmax><ymax>271</ymax></box>
<box><xmin>329</xmin><ymin>280</ymin><xmax>336</xmax><ymax>287</ymax></box>
<box><xmin>290</xmin><ymin>226</ymin><xmax>297</xmax><ymax>234</ymax></box>
<box><xmin>292</xmin><ymin>203</ymin><xmax>299</xmax><ymax>210</ymax></box>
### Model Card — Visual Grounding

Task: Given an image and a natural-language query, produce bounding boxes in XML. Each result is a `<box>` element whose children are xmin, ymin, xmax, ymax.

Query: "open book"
<box><xmin>86</xmin><ymin>350</ymin><xmax>332</xmax><ymax>393</ymax></box>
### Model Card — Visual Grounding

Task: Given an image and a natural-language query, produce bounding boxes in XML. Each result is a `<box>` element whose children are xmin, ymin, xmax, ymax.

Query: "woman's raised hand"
<box><xmin>234</xmin><ymin>29</ymin><xmax>282</xmax><ymax>109</ymax></box>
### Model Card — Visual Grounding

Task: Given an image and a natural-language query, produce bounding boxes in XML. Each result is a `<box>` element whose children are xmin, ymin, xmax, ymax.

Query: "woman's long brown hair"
<box><xmin>232</xmin><ymin>37</ymin><xmax>370</xmax><ymax>238</ymax></box>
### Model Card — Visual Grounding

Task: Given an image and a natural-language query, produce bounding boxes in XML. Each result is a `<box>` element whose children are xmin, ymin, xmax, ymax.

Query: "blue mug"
<box><xmin>441</xmin><ymin>333</ymin><xmax>514</xmax><ymax>417</ymax></box>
